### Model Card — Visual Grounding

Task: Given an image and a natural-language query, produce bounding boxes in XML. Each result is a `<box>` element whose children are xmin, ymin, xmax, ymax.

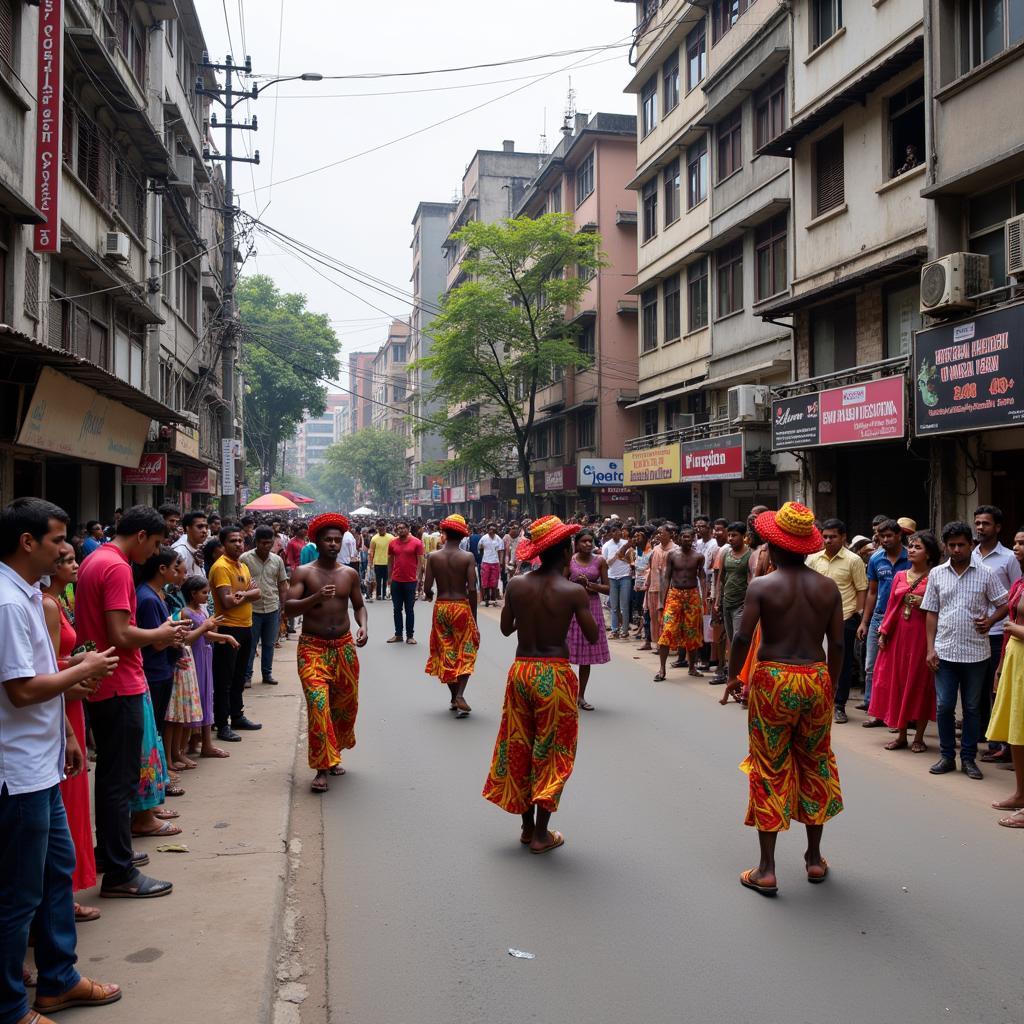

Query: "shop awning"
<box><xmin>1</xmin><ymin>325</ymin><xmax>187</xmax><ymax>424</ymax></box>
<box><xmin>0</xmin><ymin>175</ymin><xmax>45</xmax><ymax>225</ymax></box>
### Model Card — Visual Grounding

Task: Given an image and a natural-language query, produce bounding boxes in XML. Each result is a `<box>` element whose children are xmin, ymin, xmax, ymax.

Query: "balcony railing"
<box><xmin>625</xmin><ymin>415</ymin><xmax>767</xmax><ymax>452</ymax></box>
<box><xmin>774</xmin><ymin>355</ymin><xmax>909</xmax><ymax>399</ymax></box>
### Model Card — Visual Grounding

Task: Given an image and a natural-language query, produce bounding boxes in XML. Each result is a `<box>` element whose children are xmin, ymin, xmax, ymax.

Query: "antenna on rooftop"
<box><xmin>561</xmin><ymin>78</ymin><xmax>576</xmax><ymax>136</ymax></box>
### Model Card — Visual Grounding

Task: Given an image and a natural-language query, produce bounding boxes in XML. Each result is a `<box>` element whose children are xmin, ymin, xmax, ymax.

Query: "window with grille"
<box><xmin>687</xmin><ymin>136</ymin><xmax>708</xmax><ymax>208</ymax></box>
<box><xmin>533</xmin><ymin>426</ymin><xmax>549</xmax><ymax>459</ymax></box>
<box><xmin>712</xmin><ymin>0</ymin><xmax>756</xmax><ymax>45</ymax></box>
<box><xmin>642</xmin><ymin>177</ymin><xmax>658</xmax><ymax>242</ymax></box>
<box><xmin>888</xmin><ymin>78</ymin><xmax>925</xmax><ymax>179</ymax></box>
<box><xmin>884</xmin><ymin>277</ymin><xmax>923</xmax><ymax>358</ymax></box>
<box><xmin>688</xmin><ymin>259</ymin><xmax>709</xmax><ymax>330</ymax></box>
<box><xmin>0</xmin><ymin>0</ymin><xmax>15</xmax><ymax>75</ymax></box>
<box><xmin>967</xmin><ymin>176</ymin><xmax>1024</xmax><ymax>286</ymax></box>
<box><xmin>24</xmin><ymin>252</ymin><xmax>40</xmax><ymax>321</ymax></box>
<box><xmin>958</xmin><ymin>0</ymin><xmax>1024</xmax><ymax>73</ymax></box>
<box><xmin>716</xmin><ymin>108</ymin><xmax>742</xmax><ymax>183</ymax></box>
<box><xmin>576</xmin><ymin>152</ymin><xmax>594</xmax><ymax>206</ymax></box>
<box><xmin>663</xmin><ymin>158</ymin><xmax>680</xmax><ymax>226</ymax></box>
<box><xmin>686</xmin><ymin>20</ymin><xmax>707</xmax><ymax>92</ymax></box>
<box><xmin>641</xmin><ymin>287</ymin><xmax>658</xmax><ymax>352</ymax></box>
<box><xmin>577</xmin><ymin>408</ymin><xmax>596</xmax><ymax>449</ymax></box>
<box><xmin>811</xmin><ymin>0</ymin><xmax>843</xmax><ymax>49</ymax></box>
<box><xmin>754</xmin><ymin>72</ymin><xmax>785</xmax><ymax>150</ymax></box>
<box><xmin>811</xmin><ymin>298</ymin><xmax>857</xmax><ymax>375</ymax></box>
<box><xmin>104</xmin><ymin>0</ymin><xmax>147</xmax><ymax>85</ymax></box>
<box><xmin>550</xmin><ymin>421</ymin><xmax>564</xmax><ymax>457</ymax></box>
<box><xmin>642</xmin><ymin>406</ymin><xmax>659</xmax><ymax>437</ymax></box>
<box><xmin>755</xmin><ymin>214</ymin><xmax>787</xmax><ymax>301</ymax></box>
<box><xmin>663</xmin><ymin>52</ymin><xmax>679</xmax><ymax>114</ymax></box>
<box><xmin>716</xmin><ymin>241</ymin><xmax>743</xmax><ymax>318</ymax></box>
<box><xmin>663</xmin><ymin>273</ymin><xmax>681</xmax><ymax>341</ymax></box>
<box><xmin>814</xmin><ymin>129</ymin><xmax>844</xmax><ymax>216</ymax></box>
<box><xmin>578</xmin><ymin>322</ymin><xmax>595</xmax><ymax>360</ymax></box>
<box><xmin>641</xmin><ymin>77</ymin><xmax>658</xmax><ymax>137</ymax></box>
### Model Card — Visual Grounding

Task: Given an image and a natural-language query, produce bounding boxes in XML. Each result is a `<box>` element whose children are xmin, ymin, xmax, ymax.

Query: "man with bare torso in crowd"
<box><xmin>285</xmin><ymin>513</ymin><xmax>368</xmax><ymax>793</ymax></box>
<box><xmin>655</xmin><ymin>525</ymin><xmax>707</xmax><ymax>681</ymax></box>
<box><xmin>482</xmin><ymin>516</ymin><xmax>598</xmax><ymax>855</ymax></box>
<box><xmin>423</xmin><ymin>514</ymin><xmax>480</xmax><ymax>718</ymax></box>
<box><xmin>721</xmin><ymin>503</ymin><xmax>845</xmax><ymax>897</ymax></box>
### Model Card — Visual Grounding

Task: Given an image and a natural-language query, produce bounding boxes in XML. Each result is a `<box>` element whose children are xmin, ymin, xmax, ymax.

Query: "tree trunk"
<box><xmin>516</xmin><ymin>440</ymin><xmax>535</xmax><ymax>519</ymax></box>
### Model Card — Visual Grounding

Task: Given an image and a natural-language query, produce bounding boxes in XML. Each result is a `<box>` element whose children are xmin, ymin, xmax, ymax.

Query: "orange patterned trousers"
<box><xmin>658</xmin><ymin>586</ymin><xmax>703</xmax><ymax>651</ymax></box>
<box><xmin>425</xmin><ymin>599</ymin><xmax>480</xmax><ymax>683</ymax></box>
<box><xmin>297</xmin><ymin>633</ymin><xmax>359</xmax><ymax>771</ymax></box>
<box><xmin>483</xmin><ymin>658</ymin><xmax>579</xmax><ymax>814</ymax></box>
<box><xmin>741</xmin><ymin>660</ymin><xmax>843</xmax><ymax>832</ymax></box>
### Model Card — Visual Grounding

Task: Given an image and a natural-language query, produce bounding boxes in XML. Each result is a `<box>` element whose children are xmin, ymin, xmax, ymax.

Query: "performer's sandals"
<box><xmin>739</xmin><ymin>868</ymin><xmax>778</xmax><ymax>896</ymax></box>
<box><xmin>806</xmin><ymin>858</ymin><xmax>829</xmax><ymax>884</ymax></box>
<box><xmin>529</xmin><ymin>830</ymin><xmax>564</xmax><ymax>855</ymax></box>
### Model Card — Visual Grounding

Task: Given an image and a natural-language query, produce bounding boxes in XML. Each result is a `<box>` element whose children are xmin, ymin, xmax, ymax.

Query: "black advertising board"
<box><xmin>771</xmin><ymin>393</ymin><xmax>820</xmax><ymax>451</ymax></box>
<box><xmin>914</xmin><ymin>302</ymin><xmax>1024</xmax><ymax>436</ymax></box>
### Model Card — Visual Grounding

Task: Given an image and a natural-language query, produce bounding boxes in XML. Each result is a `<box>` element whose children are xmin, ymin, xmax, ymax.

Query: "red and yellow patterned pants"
<box><xmin>742</xmin><ymin>660</ymin><xmax>843</xmax><ymax>832</ymax></box>
<box><xmin>483</xmin><ymin>658</ymin><xmax>579</xmax><ymax>814</ymax></box>
<box><xmin>425</xmin><ymin>599</ymin><xmax>480</xmax><ymax>683</ymax></box>
<box><xmin>297</xmin><ymin>633</ymin><xmax>360</xmax><ymax>771</ymax></box>
<box><xmin>658</xmin><ymin>586</ymin><xmax>703</xmax><ymax>651</ymax></box>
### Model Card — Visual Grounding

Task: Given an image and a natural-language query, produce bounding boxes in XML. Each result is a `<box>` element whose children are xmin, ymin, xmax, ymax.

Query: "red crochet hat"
<box><xmin>754</xmin><ymin>502</ymin><xmax>823</xmax><ymax>556</ymax></box>
<box><xmin>308</xmin><ymin>512</ymin><xmax>350</xmax><ymax>543</ymax></box>
<box><xmin>516</xmin><ymin>515</ymin><xmax>581</xmax><ymax>561</ymax></box>
<box><xmin>439</xmin><ymin>514</ymin><xmax>470</xmax><ymax>537</ymax></box>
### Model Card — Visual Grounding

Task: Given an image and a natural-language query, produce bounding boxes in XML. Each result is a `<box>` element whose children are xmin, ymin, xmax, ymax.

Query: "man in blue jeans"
<box><xmin>241</xmin><ymin>526</ymin><xmax>289</xmax><ymax>686</ymax></box>
<box><xmin>923</xmin><ymin>520</ymin><xmax>1008</xmax><ymax>781</ymax></box>
<box><xmin>602</xmin><ymin>523</ymin><xmax>633</xmax><ymax>639</ymax></box>
<box><xmin>387</xmin><ymin>521</ymin><xmax>424</xmax><ymax>644</ymax></box>
<box><xmin>1</xmin><ymin>497</ymin><xmax>123</xmax><ymax>1021</ymax></box>
<box><xmin>857</xmin><ymin>517</ymin><xmax>910</xmax><ymax>726</ymax></box>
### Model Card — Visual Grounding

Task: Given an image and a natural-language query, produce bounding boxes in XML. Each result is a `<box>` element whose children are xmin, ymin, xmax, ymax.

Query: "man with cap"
<box><xmin>722</xmin><ymin>502</ymin><xmax>845</xmax><ymax>896</ymax></box>
<box><xmin>483</xmin><ymin>516</ymin><xmax>598</xmax><ymax>854</ymax></box>
<box><xmin>285</xmin><ymin>513</ymin><xmax>368</xmax><ymax>793</ymax></box>
<box><xmin>423</xmin><ymin>514</ymin><xmax>480</xmax><ymax>717</ymax></box>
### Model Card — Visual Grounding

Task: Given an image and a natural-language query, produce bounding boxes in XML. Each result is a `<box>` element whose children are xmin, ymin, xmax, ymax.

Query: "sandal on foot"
<box><xmin>165</xmin><ymin>785</ymin><xmax>185</xmax><ymax>797</ymax></box>
<box><xmin>910</xmin><ymin>741</ymin><xmax>928</xmax><ymax>753</ymax></box>
<box><xmin>154</xmin><ymin>809</ymin><xmax>180</xmax><ymax>820</ymax></box>
<box><xmin>997</xmin><ymin>810</ymin><xmax>1024</xmax><ymax>828</ymax></box>
<box><xmin>530</xmin><ymin>830</ymin><xmax>564</xmax><ymax>855</ymax></box>
<box><xmin>653</xmin><ymin>672</ymin><xmax>666</xmax><ymax>682</ymax></box>
<box><xmin>311</xmin><ymin>776</ymin><xmax>328</xmax><ymax>793</ymax></box>
<box><xmin>33</xmin><ymin>977</ymin><xmax>122</xmax><ymax>1014</ymax></box>
<box><xmin>73</xmin><ymin>902</ymin><xmax>102</xmax><ymax>922</ymax></box>
<box><xmin>131</xmin><ymin>821</ymin><xmax>181</xmax><ymax>838</ymax></box>
<box><xmin>328</xmin><ymin>764</ymin><xmax>346</xmax><ymax>776</ymax></box>
<box><xmin>739</xmin><ymin>868</ymin><xmax>777</xmax><ymax>896</ymax></box>
<box><xmin>806</xmin><ymin>858</ymin><xmax>829</xmax><ymax>884</ymax></box>
<box><xmin>578</xmin><ymin>700</ymin><xmax>595</xmax><ymax>711</ymax></box>
<box><xmin>884</xmin><ymin>739</ymin><xmax>908</xmax><ymax>751</ymax></box>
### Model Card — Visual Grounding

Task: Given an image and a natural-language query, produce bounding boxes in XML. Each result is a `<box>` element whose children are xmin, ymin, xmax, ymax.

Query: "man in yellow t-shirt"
<box><xmin>368</xmin><ymin>520</ymin><xmax>396</xmax><ymax>602</ymax></box>
<box><xmin>208</xmin><ymin>526</ymin><xmax>262</xmax><ymax>741</ymax></box>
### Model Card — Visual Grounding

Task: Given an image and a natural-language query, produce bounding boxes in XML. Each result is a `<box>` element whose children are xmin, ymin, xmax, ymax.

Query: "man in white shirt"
<box><xmin>478</xmin><ymin>523</ymin><xmax>504</xmax><ymax>607</ymax></box>
<box><xmin>972</xmin><ymin>504</ymin><xmax>1022</xmax><ymax>761</ymax></box>
<box><xmin>1</xmin><ymin>497</ymin><xmax>122</xmax><ymax>1021</ymax></box>
<box><xmin>171</xmin><ymin>509</ymin><xmax>209</xmax><ymax>578</ymax></box>
<box><xmin>602</xmin><ymin>522</ymin><xmax>633</xmax><ymax>639</ymax></box>
<box><xmin>340</xmin><ymin>526</ymin><xmax>359</xmax><ymax>577</ymax></box>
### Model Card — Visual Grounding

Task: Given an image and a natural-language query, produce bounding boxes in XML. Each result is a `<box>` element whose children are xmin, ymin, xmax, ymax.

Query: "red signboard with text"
<box><xmin>33</xmin><ymin>0</ymin><xmax>63</xmax><ymax>253</ymax></box>
<box><xmin>818</xmin><ymin>375</ymin><xmax>905</xmax><ymax>446</ymax></box>
<box><xmin>122</xmin><ymin>453</ymin><xmax>168</xmax><ymax>486</ymax></box>
<box><xmin>679</xmin><ymin>433</ymin><xmax>745</xmax><ymax>482</ymax></box>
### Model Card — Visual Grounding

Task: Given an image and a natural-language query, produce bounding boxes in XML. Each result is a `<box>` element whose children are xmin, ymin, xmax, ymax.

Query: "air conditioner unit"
<box><xmin>727</xmin><ymin>384</ymin><xmax>770</xmax><ymax>424</ymax></box>
<box><xmin>919</xmin><ymin>252</ymin><xmax>990</xmax><ymax>316</ymax></box>
<box><xmin>1006</xmin><ymin>214</ymin><xmax>1024</xmax><ymax>279</ymax></box>
<box><xmin>171</xmin><ymin>154</ymin><xmax>195</xmax><ymax>190</ymax></box>
<box><xmin>103</xmin><ymin>232</ymin><xmax>130</xmax><ymax>263</ymax></box>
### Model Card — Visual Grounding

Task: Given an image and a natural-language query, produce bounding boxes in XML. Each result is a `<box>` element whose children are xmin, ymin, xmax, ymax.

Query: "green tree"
<box><xmin>307</xmin><ymin>461</ymin><xmax>356</xmax><ymax>511</ymax></box>
<box><xmin>238</xmin><ymin>274</ymin><xmax>340</xmax><ymax>485</ymax></box>
<box><xmin>323</xmin><ymin>429</ymin><xmax>407</xmax><ymax>510</ymax></box>
<box><xmin>415</xmin><ymin>214</ymin><xmax>604</xmax><ymax>515</ymax></box>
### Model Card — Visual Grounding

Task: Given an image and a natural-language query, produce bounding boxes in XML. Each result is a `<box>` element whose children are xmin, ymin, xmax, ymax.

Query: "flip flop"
<box><xmin>155</xmin><ymin>809</ymin><xmax>180</xmax><ymax>820</ymax></box>
<box><xmin>328</xmin><ymin>764</ymin><xmax>346</xmax><ymax>776</ymax></box>
<box><xmin>578</xmin><ymin>700</ymin><xmax>595</xmax><ymax>711</ymax></box>
<box><xmin>653</xmin><ymin>672</ymin><xmax>666</xmax><ymax>682</ymax></box>
<box><xmin>530</xmin><ymin>830</ymin><xmax>564</xmax><ymax>855</ymax></box>
<box><xmin>311</xmin><ymin>776</ymin><xmax>328</xmax><ymax>793</ymax></box>
<box><xmin>132</xmin><ymin>821</ymin><xmax>181</xmax><ymax>838</ymax></box>
<box><xmin>991</xmin><ymin>798</ymin><xmax>1024</xmax><ymax>810</ymax></box>
<box><xmin>74</xmin><ymin>903</ymin><xmax>102</xmax><ymax>922</ymax></box>
<box><xmin>910</xmin><ymin>742</ymin><xmax>928</xmax><ymax>753</ymax></box>
<box><xmin>997</xmin><ymin>811</ymin><xmax>1024</xmax><ymax>828</ymax></box>
<box><xmin>806</xmin><ymin>858</ymin><xmax>829</xmax><ymax>884</ymax></box>
<box><xmin>165</xmin><ymin>785</ymin><xmax>185</xmax><ymax>797</ymax></box>
<box><xmin>884</xmin><ymin>739</ymin><xmax>908</xmax><ymax>751</ymax></box>
<box><xmin>740</xmin><ymin>868</ymin><xmax>778</xmax><ymax>896</ymax></box>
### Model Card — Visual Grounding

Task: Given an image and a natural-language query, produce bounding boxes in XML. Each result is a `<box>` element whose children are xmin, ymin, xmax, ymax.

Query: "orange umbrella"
<box><xmin>244</xmin><ymin>492</ymin><xmax>299</xmax><ymax>511</ymax></box>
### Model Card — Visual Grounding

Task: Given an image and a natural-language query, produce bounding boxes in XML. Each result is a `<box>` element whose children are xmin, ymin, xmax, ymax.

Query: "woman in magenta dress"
<box><xmin>868</xmin><ymin>531</ymin><xmax>942</xmax><ymax>753</ymax></box>
<box><xmin>565</xmin><ymin>530</ymin><xmax>610</xmax><ymax>711</ymax></box>
<box><xmin>41</xmin><ymin>542</ymin><xmax>100</xmax><ymax>921</ymax></box>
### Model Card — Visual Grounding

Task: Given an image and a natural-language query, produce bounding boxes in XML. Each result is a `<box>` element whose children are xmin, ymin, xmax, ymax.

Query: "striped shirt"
<box><xmin>971</xmin><ymin>542</ymin><xmax>1022</xmax><ymax>637</ymax></box>
<box><xmin>921</xmin><ymin>561</ymin><xmax>1008</xmax><ymax>663</ymax></box>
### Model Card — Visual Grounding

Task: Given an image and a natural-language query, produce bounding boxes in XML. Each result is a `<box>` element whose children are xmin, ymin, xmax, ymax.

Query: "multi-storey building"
<box><xmin>406</xmin><ymin>201</ymin><xmax>455</xmax><ymax>505</ymax></box>
<box><xmin>295</xmin><ymin>393</ymin><xmax>348</xmax><ymax>478</ymax></box>
<box><xmin>619</xmin><ymin>0</ymin><xmax>794</xmax><ymax>520</ymax></box>
<box><xmin>348</xmin><ymin>350</ymin><xmax>376</xmax><ymax>433</ymax></box>
<box><xmin>371</xmin><ymin>319</ymin><xmax>411</xmax><ymax>436</ymax></box>
<box><xmin>0</xmin><ymin>0</ymin><xmax>226</xmax><ymax>522</ymax></box>
<box><xmin>514</xmin><ymin>112</ymin><xmax>641</xmax><ymax>519</ymax></box>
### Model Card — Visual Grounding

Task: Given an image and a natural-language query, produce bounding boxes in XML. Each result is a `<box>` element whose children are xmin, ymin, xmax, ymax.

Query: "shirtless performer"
<box><xmin>482</xmin><ymin>515</ymin><xmax>598</xmax><ymax>854</ymax></box>
<box><xmin>423</xmin><ymin>514</ymin><xmax>480</xmax><ymax>718</ymax></box>
<box><xmin>655</xmin><ymin>525</ymin><xmax>707</xmax><ymax>681</ymax></box>
<box><xmin>721</xmin><ymin>503</ymin><xmax>844</xmax><ymax>896</ymax></box>
<box><xmin>285</xmin><ymin>513</ymin><xmax>368</xmax><ymax>793</ymax></box>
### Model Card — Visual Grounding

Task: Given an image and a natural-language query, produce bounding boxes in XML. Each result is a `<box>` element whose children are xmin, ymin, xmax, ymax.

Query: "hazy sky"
<box><xmin>193</xmin><ymin>0</ymin><xmax>636</xmax><ymax>376</ymax></box>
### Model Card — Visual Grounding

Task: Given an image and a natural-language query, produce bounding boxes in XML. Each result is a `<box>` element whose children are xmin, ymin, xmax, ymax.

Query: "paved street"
<box><xmin>315</xmin><ymin>601</ymin><xmax>1024</xmax><ymax>1024</ymax></box>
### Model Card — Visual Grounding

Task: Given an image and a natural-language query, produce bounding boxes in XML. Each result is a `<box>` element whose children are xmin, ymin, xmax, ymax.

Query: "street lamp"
<box><xmin>249</xmin><ymin>72</ymin><xmax>323</xmax><ymax>98</ymax></box>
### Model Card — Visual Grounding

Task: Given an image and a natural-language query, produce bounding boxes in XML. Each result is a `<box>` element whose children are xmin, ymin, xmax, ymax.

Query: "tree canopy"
<box><xmin>323</xmin><ymin>428</ymin><xmax>407</xmax><ymax>510</ymax></box>
<box><xmin>238</xmin><ymin>274</ymin><xmax>339</xmax><ymax>486</ymax></box>
<box><xmin>416</xmin><ymin>213</ymin><xmax>605</xmax><ymax>514</ymax></box>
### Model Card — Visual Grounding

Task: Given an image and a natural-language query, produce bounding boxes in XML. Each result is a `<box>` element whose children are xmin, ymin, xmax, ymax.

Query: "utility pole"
<box><xmin>197</xmin><ymin>54</ymin><xmax>259</xmax><ymax>520</ymax></box>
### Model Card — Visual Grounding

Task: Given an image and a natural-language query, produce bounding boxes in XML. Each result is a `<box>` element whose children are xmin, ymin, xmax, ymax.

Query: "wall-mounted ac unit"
<box><xmin>103</xmin><ymin>232</ymin><xmax>130</xmax><ymax>263</ymax></box>
<box><xmin>171</xmin><ymin>154</ymin><xmax>195</xmax><ymax>190</ymax></box>
<box><xmin>727</xmin><ymin>384</ymin><xmax>770</xmax><ymax>424</ymax></box>
<box><xmin>1006</xmin><ymin>214</ymin><xmax>1024</xmax><ymax>279</ymax></box>
<box><xmin>919</xmin><ymin>252</ymin><xmax>990</xmax><ymax>316</ymax></box>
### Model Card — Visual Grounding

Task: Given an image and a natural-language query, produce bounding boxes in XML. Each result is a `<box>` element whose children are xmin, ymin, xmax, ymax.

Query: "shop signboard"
<box><xmin>600</xmin><ymin>487</ymin><xmax>641</xmax><ymax>505</ymax></box>
<box><xmin>623</xmin><ymin>443</ymin><xmax>681</xmax><ymax>486</ymax></box>
<box><xmin>183</xmin><ymin>466</ymin><xmax>215</xmax><ymax>492</ymax></box>
<box><xmin>913</xmin><ymin>303</ymin><xmax>1024</xmax><ymax>436</ymax></box>
<box><xmin>17</xmin><ymin>366</ymin><xmax>150</xmax><ymax>467</ymax></box>
<box><xmin>449</xmin><ymin>485</ymin><xmax>466</xmax><ymax>503</ymax></box>
<box><xmin>467</xmin><ymin>481</ymin><xmax>480</xmax><ymax>501</ymax></box>
<box><xmin>431</xmin><ymin>482</ymin><xmax>442</xmax><ymax>502</ymax></box>
<box><xmin>578</xmin><ymin>458</ymin><xmax>625</xmax><ymax>488</ymax></box>
<box><xmin>220</xmin><ymin>439</ymin><xmax>235</xmax><ymax>496</ymax></box>
<box><xmin>172</xmin><ymin>426</ymin><xmax>200</xmax><ymax>459</ymax></box>
<box><xmin>772</xmin><ymin>394</ymin><xmax>820</xmax><ymax>451</ymax></box>
<box><xmin>122</xmin><ymin>452</ymin><xmax>167</xmax><ymax>486</ymax></box>
<box><xmin>33</xmin><ymin>0</ymin><xmax>63</xmax><ymax>253</ymax></box>
<box><xmin>516</xmin><ymin>476</ymin><xmax>525</xmax><ymax>495</ymax></box>
<box><xmin>679</xmin><ymin>433</ymin><xmax>744</xmax><ymax>482</ymax></box>
<box><xmin>418</xmin><ymin>488</ymin><xmax>430</xmax><ymax>503</ymax></box>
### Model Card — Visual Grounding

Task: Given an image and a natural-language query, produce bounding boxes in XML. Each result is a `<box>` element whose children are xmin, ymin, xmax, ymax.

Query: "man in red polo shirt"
<box><xmin>76</xmin><ymin>505</ymin><xmax>186</xmax><ymax>899</ymax></box>
<box><xmin>387</xmin><ymin>520</ymin><xmax>424</xmax><ymax>644</ymax></box>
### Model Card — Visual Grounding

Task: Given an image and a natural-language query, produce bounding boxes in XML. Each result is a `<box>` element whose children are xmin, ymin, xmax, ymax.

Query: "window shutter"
<box><xmin>0</xmin><ymin>0</ymin><xmax>14</xmax><ymax>70</ymax></box>
<box><xmin>815</xmin><ymin>130</ymin><xmax>844</xmax><ymax>215</ymax></box>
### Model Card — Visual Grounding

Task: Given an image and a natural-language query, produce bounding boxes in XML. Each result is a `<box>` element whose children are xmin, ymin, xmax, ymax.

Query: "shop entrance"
<box><xmin>832</xmin><ymin>442</ymin><xmax>931</xmax><ymax>534</ymax></box>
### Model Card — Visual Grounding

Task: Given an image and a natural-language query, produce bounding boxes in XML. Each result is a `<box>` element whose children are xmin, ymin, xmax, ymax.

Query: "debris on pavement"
<box><xmin>507</xmin><ymin>948</ymin><xmax>536</xmax><ymax>960</ymax></box>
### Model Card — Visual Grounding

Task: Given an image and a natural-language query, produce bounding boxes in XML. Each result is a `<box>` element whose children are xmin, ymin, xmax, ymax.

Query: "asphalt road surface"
<box><xmin>318</xmin><ymin>600</ymin><xmax>1023</xmax><ymax>1024</ymax></box>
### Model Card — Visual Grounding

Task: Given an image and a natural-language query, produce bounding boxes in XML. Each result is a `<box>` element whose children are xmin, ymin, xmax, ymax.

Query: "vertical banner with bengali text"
<box><xmin>33</xmin><ymin>0</ymin><xmax>63</xmax><ymax>253</ymax></box>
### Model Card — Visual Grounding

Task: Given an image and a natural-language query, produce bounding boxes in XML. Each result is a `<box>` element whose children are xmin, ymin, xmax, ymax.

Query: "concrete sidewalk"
<box><xmin>48</xmin><ymin>651</ymin><xmax>304</xmax><ymax>1024</ymax></box>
